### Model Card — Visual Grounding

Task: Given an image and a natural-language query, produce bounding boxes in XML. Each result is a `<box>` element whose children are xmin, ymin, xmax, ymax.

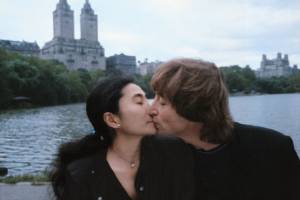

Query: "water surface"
<box><xmin>0</xmin><ymin>94</ymin><xmax>299</xmax><ymax>176</ymax></box>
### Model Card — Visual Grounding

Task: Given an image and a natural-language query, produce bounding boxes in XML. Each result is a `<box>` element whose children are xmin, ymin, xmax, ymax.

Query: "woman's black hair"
<box><xmin>50</xmin><ymin>76</ymin><xmax>134</xmax><ymax>199</ymax></box>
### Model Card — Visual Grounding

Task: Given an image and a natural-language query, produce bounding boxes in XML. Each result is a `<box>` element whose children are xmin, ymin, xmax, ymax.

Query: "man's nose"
<box><xmin>149</xmin><ymin>108</ymin><xmax>158</xmax><ymax>117</ymax></box>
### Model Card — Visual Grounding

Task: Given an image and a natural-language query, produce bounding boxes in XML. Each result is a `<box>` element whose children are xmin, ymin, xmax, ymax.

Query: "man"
<box><xmin>150</xmin><ymin>58</ymin><xmax>300</xmax><ymax>200</ymax></box>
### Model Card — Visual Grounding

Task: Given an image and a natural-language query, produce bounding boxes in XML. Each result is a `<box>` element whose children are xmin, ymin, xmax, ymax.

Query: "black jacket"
<box><xmin>194</xmin><ymin>122</ymin><xmax>300</xmax><ymax>200</ymax></box>
<box><xmin>62</xmin><ymin>135</ymin><xmax>195</xmax><ymax>200</ymax></box>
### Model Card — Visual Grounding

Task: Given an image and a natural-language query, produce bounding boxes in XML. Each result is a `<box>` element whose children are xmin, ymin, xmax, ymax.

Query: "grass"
<box><xmin>0</xmin><ymin>172</ymin><xmax>49</xmax><ymax>184</ymax></box>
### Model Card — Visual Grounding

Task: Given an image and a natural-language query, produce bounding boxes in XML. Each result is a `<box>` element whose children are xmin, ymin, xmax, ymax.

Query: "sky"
<box><xmin>1</xmin><ymin>0</ymin><xmax>300</xmax><ymax>69</ymax></box>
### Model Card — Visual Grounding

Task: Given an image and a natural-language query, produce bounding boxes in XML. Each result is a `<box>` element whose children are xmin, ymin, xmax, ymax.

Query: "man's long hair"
<box><xmin>151</xmin><ymin>58</ymin><xmax>233</xmax><ymax>144</ymax></box>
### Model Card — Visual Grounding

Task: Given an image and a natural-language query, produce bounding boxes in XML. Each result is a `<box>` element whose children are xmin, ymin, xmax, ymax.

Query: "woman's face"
<box><xmin>116</xmin><ymin>83</ymin><xmax>156</xmax><ymax>136</ymax></box>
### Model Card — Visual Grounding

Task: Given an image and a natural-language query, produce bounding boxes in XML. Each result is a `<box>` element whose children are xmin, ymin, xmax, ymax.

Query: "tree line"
<box><xmin>0</xmin><ymin>49</ymin><xmax>153</xmax><ymax>110</ymax></box>
<box><xmin>220</xmin><ymin>65</ymin><xmax>300</xmax><ymax>94</ymax></box>
<box><xmin>1</xmin><ymin>48</ymin><xmax>300</xmax><ymax>110</ymax></box>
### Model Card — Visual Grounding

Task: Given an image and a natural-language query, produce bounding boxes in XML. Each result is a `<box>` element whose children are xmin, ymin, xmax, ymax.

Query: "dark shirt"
<box><xmin>63</xmin><ymin>150</ymin><xmax>135</xmax><ymax>200</ymax></box>
<box><xmin>62</xmin><ymin>135</ymin><xmax>195</xmax><ymax>200</ymax></box>
<box><xmin>193</xmin><ymin>122</ymin><xmax>300</xmax><ymax>200</ymax></box>
<box><xmin>194</xmin><ymin>144</ymin><xmax>234</xmax><ymax>200</ymax></box>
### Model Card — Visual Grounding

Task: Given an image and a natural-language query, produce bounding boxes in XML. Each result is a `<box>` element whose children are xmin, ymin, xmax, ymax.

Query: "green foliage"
<box><xmin>0</xmin><ymin>55</ymin><xmax>13</xmax><ymax>108</ymax></box>
<box><xmin>0</xmin><ymin>49</ymin><xmax>106</xmax><ymax>110</ymax></box>
<box><xmin>67</xmin><ymin>71</ymin><xmax>88</xmax><ymax>102</ymax></box>
<box><xmin>0</xmin><ymin>172</ymin><xmax>49</xmax><ymax>184</ymax></box>
<box><xmin>220</xmin><ymin>65</ymin><xmax>256</xmax><ymax>93</ymax></box>
<box><xmin>287</xmin><ymin>73</ymin><xmax>300</xmax><ymax>92</ymax></box>
<box><xmin>1</xmin><ymin>48</ymin><xmax>299</xmax><ymax>110</ymax></box>
<box><xmin>220</xmin><ymin>65</ymin><xmax>300</xmax><ymax>94</ymax></box>
<box><xmin>133</xmin><ymin>74</ymin><xmax>154</xmax><ymax>98</ymax></box>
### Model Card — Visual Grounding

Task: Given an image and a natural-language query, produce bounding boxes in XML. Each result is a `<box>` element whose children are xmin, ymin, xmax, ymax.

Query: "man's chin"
<box><xmin>153</xmin><ymin>124</ymin><xmax>172</xmax><ymax>135</ymax></box>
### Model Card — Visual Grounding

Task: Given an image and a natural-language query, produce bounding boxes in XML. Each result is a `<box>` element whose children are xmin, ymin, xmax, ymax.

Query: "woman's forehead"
<box><xmin>122</xmin><ymin>83</ymin><xmax>145</xmax><ymax>98</ymax></box>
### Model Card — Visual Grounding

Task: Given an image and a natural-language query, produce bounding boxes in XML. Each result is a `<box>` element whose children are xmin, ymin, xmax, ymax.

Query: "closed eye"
<box><xmin>133</xmin><ymin>93</ymin><xmax>146</xmax><ymax>105</ymax></box>
<box><xmin>137</xmin><ymin>101</ymin><xmax>144</xmax><ymax>105</ymax></box>
<box><xmin>159</xmin><ymin>100</ymin><xmax>166</xmax><ymax>106</ymax></box>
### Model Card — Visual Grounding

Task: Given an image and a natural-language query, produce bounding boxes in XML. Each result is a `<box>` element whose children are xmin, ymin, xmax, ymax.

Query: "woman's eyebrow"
<box><xmin>132</xmin><ymin>93</ymin><xmax>145</xmax><ymax>100</ymax></box>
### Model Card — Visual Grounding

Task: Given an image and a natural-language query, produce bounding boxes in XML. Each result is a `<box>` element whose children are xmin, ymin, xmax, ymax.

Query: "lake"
<box><xmin>0</xmin><ymin>93</ymin><xmax>299</xmax><ymax>176</ymax></box>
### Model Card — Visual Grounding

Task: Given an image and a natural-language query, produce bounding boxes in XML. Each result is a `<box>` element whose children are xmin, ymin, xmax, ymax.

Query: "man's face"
<box><xmin>150</xmin><ymin>95</ymin><xmax>192</xmax><ymax>136</ymax></box>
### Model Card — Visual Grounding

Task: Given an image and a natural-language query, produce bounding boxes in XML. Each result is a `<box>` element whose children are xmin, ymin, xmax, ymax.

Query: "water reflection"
<box><xmin>229</xmin><ymin>93</ymin><xmax>300</xmax><ymax>154</ymax></box>
<box><xmin>0</xmin><ymin>104</ymin><xmax>92</xmax><ymax>176</ymax></box>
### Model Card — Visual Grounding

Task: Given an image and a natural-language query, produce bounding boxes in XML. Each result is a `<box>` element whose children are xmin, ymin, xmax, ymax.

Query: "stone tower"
<box><xmin>256</xmin><ymin>53</ymin><xmax>293</xmax><ymax>78</ymax></box>
<box><xmin>53</xmin><ymin>0</ymin><xmax>74</xmax><ymax>39</ymax></box>
<box><xmin>42</xmin><ymin>0</ymin><xmax>106</xmax><ymax>70</ymax></box>
<box><xmin>80</xmin><ymin>0</ymin><xmax>98</xmax><ymax>41</ymax></box>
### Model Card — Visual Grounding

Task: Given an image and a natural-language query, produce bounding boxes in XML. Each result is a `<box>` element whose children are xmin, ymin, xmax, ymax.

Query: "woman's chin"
<box><xmin>146</xmin><ymin>128</ymin><xmax>157</xmax><ymax>135</ymax></box>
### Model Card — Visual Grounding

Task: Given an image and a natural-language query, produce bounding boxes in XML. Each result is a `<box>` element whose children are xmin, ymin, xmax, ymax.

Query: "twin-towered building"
<box><xmin>0</xmin><ymin>0</ymin><xmax>140</xmax><ymax>73</ymax></box>
<box><xmin>41</xmin><ymin>0</ymin><xmax>106</xmax><ymax>70</ymax></box>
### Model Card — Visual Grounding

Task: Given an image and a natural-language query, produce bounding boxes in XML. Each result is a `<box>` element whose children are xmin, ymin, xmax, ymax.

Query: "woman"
<box><xmin>50</xmin><ymin>76</ymin><xmax>194</xmax><ymax>200</ymax></box>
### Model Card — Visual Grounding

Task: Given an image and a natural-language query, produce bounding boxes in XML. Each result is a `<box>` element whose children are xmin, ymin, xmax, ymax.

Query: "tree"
<box><xmin>88</xmin><ymin>69</ymin><xmax>105</xmax><ymax>90</ymax></box>
<box><xmin>133</xmin><ymin>74</ymin><xmax>154</xmax><ymax>98</ymax></box>
<box><xmin>77</xmin><ymin>68</ymin><xmax>91</xmax><ymax>88</ymax></box>
<box><xmin>67</xmin><ymin>71</ymin><xmax>88</xmax><ymax>102</ymax></box>
<box><xmin>220</xmin><ymin>65</ymin><xmax>257</xmax><ymax>93</ymax></box>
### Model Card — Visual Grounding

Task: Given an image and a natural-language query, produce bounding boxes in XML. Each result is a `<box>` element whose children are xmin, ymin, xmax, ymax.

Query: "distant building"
<box><xmin>41</xmin><ymin>0</ymin><xmax>106</xmax><ymax>70</ymax></box>
<box><xmin>0</xmin><ymin>39</ymin><xmax>40</xmax><ymax>56</ymax></box>
<box><xmin>256</xmin><ymin>52</ymin><xmax>297</xmax><ymax>78</ymax></box>
<box><xmin>106</xmin><ymin>54</ymin><xmax>137</xmax><ymax>75</ymax></box>
<box><xmin>138</xmin><ymin>59</ymin><xmax>163</xmax><ymax>75</ymax></box>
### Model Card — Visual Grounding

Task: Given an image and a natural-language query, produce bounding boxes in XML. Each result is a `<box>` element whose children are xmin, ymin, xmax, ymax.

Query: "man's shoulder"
<box><xmin>232</xmin><ymin>122</ymin><xmax>294</xmax><ymax>154</ymax></box>
<box><xmin>232</xmin><ymin>122</ymin><xmax>300</xmax><ymax>192</ymax></box>
<box><xmin>233</xmin><ymin>122</ymin><xmax>289</xmax><ymax>142</ymax></box>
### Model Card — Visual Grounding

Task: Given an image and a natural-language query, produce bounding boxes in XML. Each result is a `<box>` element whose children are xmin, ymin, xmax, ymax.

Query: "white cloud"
<box><xmin>173</xmin><ymin>47</ymin><xmax>202</xmax><ymax>58</ymax></box>
<box><xmin>102</xmin><ymin>30</ymin><xmax>142</xmax><ymax>45</ymax></box>
<box><xmin>142</xmin><ymin>0</ymin><xmax>193</xmax><ymax>13</ymax></box>
<box><xmin>101</xmin><ymin>29</ymin><xmax>144</xmax><ymax>56</ymax></box>
<box><xmin>1</xmin><ymin>0</ymin><xmax>300</xmax><ymax>68</ymax></box>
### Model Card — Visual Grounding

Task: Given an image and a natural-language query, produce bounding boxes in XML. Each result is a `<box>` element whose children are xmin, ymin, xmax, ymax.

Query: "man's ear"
<box><xmin>103</xmin><ymin>112</ymin><xmax>121</xmax><ymax>129</ymax></box>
